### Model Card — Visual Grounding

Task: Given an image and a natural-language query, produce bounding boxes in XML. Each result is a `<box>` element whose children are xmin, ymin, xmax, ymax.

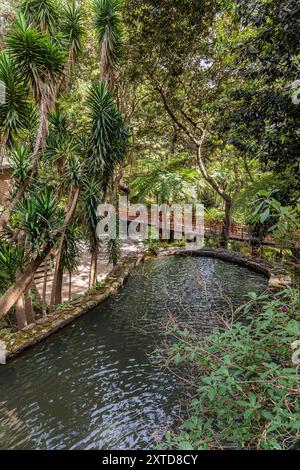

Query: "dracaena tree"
<box><xmin>104</xmin><ymin>226</ymin><xmax>121</xmax><ymax>266</ymax></box>
<box><xmin>0</xmin><ymin>13</ymin><xmax>66</xmax><ymax>232</ymax></box>
<box><xmin>0</xmin><ymin>187</ymin><xmax>63</xmax><ymax>323</ymax></box>
<box><xmin>0</xmin><ymin>242</ymin><xmax>28</xmax><ymax>295</ymax></box>
<box><xmin>82</xmin><ymin>178</ymin><xmax>102</xmax><ymax>287</ymax></box>
<box><xmin>9</xmin><ymin>144</ymin><xmax>32</xmax><ymax>185</ymax></box>
<box><xmin>44</xmin><ymin>109</ymin><xmax>78</xmax><ymax>180</ymax></box>
<box><xmin>61</xmin><ymin>220</ymin><xmax>82</xmax><ymax>302</ymax></box>
<box><xmin>84</xmin><ymin>81</ymin><xmax>128</xmax><ymax>284</ymax></box>
<box><xmin>49</xmin><ymin>152</ymin><xmax>82</xmax><ymax>311</ymax></box>
<box><xmin>7</xmin><ymin>14</ymin><xmax>66</xmax><ymax>170</ymax></box>
<box><xmin>86</xmin><ymin>81</ymin><xmax>129</xmax><ymax>189</ymax></box>
<box><xmin>0</xmin><ymin>242</ymin><xmax>30</xmax><ymax>330</ymax></box>
<box><xmin>61</xmin><ymin>0</ymin><xmax>85</xmax><ymax>69</ymax></box>
<box><xmin>0</xmin><ymin>52</ymin><xmax>31</xmax><ymax>161</ymax></box>
<box><xmin>93</xmin><ymin>0</ymin><xmax>123</xmax><ymax>88</ymax></box>
<box><xmin>19</xmin><ymin>0</ymin><xmax>60</xmax><ymax>34</ymax></box>
<box><xmin>36</xmin><ymin>109</ymin><xmax>83</xmax><ymax>311</ymax></box>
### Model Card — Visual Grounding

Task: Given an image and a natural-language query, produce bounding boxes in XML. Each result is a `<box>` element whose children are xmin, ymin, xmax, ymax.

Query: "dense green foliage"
<box><xmin>220</xmin><ymin>0</ymin><xmax>300</xmax><ymax>201</ymax></box>
<box><xmin>0</xmin><ymin>0</ymin><xmax>299</xmax><ymax>450</ymax></box>
<box><xmin>164</xmin><ymin>289</ymin><xmax>300</xmax><ymax>450</ymax></box>
<box><xmin>0</xmin><ymin>0</ymin><xmax>128</xmax><ymax>321</ymax></box>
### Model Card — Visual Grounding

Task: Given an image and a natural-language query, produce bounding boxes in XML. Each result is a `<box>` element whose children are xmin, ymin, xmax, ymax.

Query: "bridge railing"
<box><xmin>117</xmin><ymin>207</ymin><xmax>277</xmax><ymax>244</ymax></box>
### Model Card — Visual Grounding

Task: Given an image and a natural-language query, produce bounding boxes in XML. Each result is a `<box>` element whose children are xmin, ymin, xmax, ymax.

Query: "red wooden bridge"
<box><xmin>117</xmin><ymin>207</ymin><xmax>275</xmax><ymax>245</ymax></box>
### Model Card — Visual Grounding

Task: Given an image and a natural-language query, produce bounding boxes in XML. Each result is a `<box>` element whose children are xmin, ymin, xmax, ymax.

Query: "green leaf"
<box><xmin>178</xmin><ymin>441</ymin><xmax>194</xmax><ymax>450</ymax></box>
<box><xmin>260</xmin><ymin>208</ymin><xmax>270</xmax><ymax>224</ymax></box>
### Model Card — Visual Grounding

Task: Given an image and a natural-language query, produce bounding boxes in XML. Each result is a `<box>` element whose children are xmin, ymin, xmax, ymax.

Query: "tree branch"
<box><xmin>155</xmin><ymin>85</ymin><xmax>201</xmax><ymax>146</ymax></box>
<box><xmin>155</xmin><ymin>83</ymin><xmax>233</xmax><ymax>205</ymax></box>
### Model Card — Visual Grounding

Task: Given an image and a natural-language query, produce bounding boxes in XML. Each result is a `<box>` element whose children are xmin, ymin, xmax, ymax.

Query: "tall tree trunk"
<box><xmin>0</xmin><ymin>98</ymin><xmax>48</xmax><ymax>232</ymax></box>
<box><xmin>54</xmin><ymin>263</ymin><xmax>63</xmax><ymax>306</ymax></box>
<box><xmin>15</xmin><ymin>294</ymin><xmax>27</xmax><ymax>331</ymax></box>
<box><xmin>24</xmin><ymin>287</ymin><xmax>35</xmax><ymax>325</ymax></box>
<box><xmin>111</xmin><ymin>170</ymin><xmax>123</xmax><ymax>203</ymax></box>
<box><xmin>0</xmin><ymin>189</ymin><xmax>80</xmax><ymax>320</ymax></box>
<box><xmin>156</xmin><ymin>87</ymin><xmax>238</xmax><ymax>251</ymax></box>
<box><xmin>0</xmin><ymin>245</ymin><xmax>53</xmax><ymax>321</ymax></box>
<box><xmin>32</xmin><ymin>96</ymin><xmax>47</xmax><ymax>175</ymax></box>
<box><xmin>31</xmin><ymin>281</ymin><xmax>43</xmax><ymax>306</ymax></box>
<box><xmin>196</xmin><ymin>143</ymin><xmax>234</xmax><ymax>250</ymax></box>
<box><xmin>49</xmin><ymin>187</ymin><xmax>80</xmax><ymax>313</ymax></box>
<box><xmin>89</xmin><ymin>248</ymin><xmax>98</xmax><ymax>288</ymax></box>
<box><xmin>68</xmin><ymin>271</ymin><xmax>72</xmax><ymax>302</ymax></box>
<box><xmin>221</xmin><ymin>199</ymin><xmax>233</xmax><ymax>249</ymax></box>
<box><xmin>58</xmin><ymin>47</ymin><xmax>75</xmax><ymax>94</ymax></box>
<box><xmin>0</xmin><ymin>132</ymin><xmax>8</xmax><ymax>167</ymax></box>
<box><xmin>42</xmin><ymin>256</ymin><xmax>48</xmax><ymax>313</ymax></box>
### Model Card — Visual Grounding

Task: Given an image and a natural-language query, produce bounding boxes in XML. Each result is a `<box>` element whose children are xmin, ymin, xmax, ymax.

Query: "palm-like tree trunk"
<box><xmin>15</xmin><ymin>294</ymin><xmax>27</xmax><ymax>331</ymax></box>
<box><xmin>54</xmin><ymin>263</ymin><xmax>63</xmax><ymax>306</ymax></box>
<box><xmin>68</xmin><ymin>271</ymin><xmax>72</xmax><ymax>301</ymax></box>
<box><xmin>32</xmin><ymin>95</ymin><xmax>47</xmax><ymax>174</ymax></box>
<box><xmin>0</xmin><ymin>97</ymin><xmax>48</xmax><ymax>232</ymax></box>
<box><xmin>221</xmin><ymin>199</ymin><xmax>233</xmax><ymax>249</ymax></box>
<box><xmin>89</xmin><ymin>247</ymin><xmax>98</xmax><ymax>288</ymax></box>
<box><xmin>32</xmin><ymin>281</ymin><xmax>43</xmax><ymax>306</ymax></box>
<box><xmin>0</xmin><ymin>132</ymin><xmax>8</xmax><ymax>167</ymax></box>
<box><xmin>111</xmin><ymin>169</ymin><xmax>123</xmax><ymax>202</ymax></box>
<box><xmin>49</xmin><ymin>187</ymin><xmax>80</xmax><ymax>312</ymax></box>
<box><xmin>0</xmin><ymin>245</ymin><xmax>53</xmax><ymax>321</ymax></box>
<box><xmin>25</xmin><ymin>287</ymin><xmax>35</xmax><ymax>324</ymax></box>
<box><xmin>42</xmin><ymin>256</ymin><xmax>49</xmax><ymax>313</ymax></box>
<box><xmin>15</xmin><ymin>289</ymin><xmax>35</xmax><ymax>330</ymax></box>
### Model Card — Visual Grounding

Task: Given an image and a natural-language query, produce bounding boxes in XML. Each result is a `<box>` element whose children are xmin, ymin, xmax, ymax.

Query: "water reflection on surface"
<box><xmin>0</xmin><ymin>257</ymin><xmax>267</xmax><ymax>449</ymax></box>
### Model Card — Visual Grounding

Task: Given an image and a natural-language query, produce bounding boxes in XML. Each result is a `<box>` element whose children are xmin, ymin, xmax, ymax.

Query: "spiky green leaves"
<box><xmin>10</xmin><ymin>144</ymin><xmax>32</xmax><ymax>184</ymax></box>
<box><xmin>0</xmin><ymin>242</ymin><xmax>29</xmax><ymax>291</ymax></box>
<box><xmin>6</xmin><ymin>14</ymin><xmax>66</xmax><ymax>103</ymax></box>
<box><xmin>16</xmin><ymin>188</ymin><xmax>63</xmax><ymax>253</ymax></box>
<box><xmin>82</xmin><ymin>178</ymin><xmax>102</xmax><ymax>250</ymax></box>
<box><xmin>87</xmin><ymin>81</ymin><xmax>118</xmax><ymax>163</ymax></box>
<box><xmin>86</xmin><ymin>81</ymin><xmax>129</xmax><ymax>190</ymax></box>
<box><xmin>63</xmin><ymin>155</ymin><xmax>82</xmax><ymax>189</ymax></box>
<box><xmin>61</xmin><ymin>220</ymin><xmax>81</xmax><ymax>272</ymax></box>
<box><xmin>61</xmin><ymin>0</ymin><xmax>85</xmax><ymax>62</ymax></box>
<box><xmin>45</xmin><ymin>109</ymin><xmax>83</xmax><ymax>187</ymax></box>
<box><xmin>92</xmin><ymin>0</ymin><xmax>123</xmax><ymax>87</ymax></box>
<box><xmin>19</xmin><ymin>0</ymin><xmax>60</xmax><ymax>34</ymax></box>
<box><xmin>0</xmin><ymin>52</ymin><xmax>31</xmax><ymax>147</ymax></box>
<box><xmin>104</xmin><ymin>236</ymin><xmax>121</xmax><ymax>266</ymax></box>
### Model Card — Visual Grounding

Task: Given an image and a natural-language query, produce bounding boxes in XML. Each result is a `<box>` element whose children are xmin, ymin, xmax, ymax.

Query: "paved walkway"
<box><xmin>36</xmin><ymin>241</ymin><xmax>144</xmax><ymax>304</ymax></box>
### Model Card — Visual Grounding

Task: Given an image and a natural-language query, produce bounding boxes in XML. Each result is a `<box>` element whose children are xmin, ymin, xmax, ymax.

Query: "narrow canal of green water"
<box><xmin>0</xmin><ymin>257</ymin><xmax>268</xmax><ymax>450</ymax></box>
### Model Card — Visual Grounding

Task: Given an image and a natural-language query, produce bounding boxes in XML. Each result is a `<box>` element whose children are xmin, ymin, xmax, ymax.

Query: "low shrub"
<box><xmin>163</xmin><ymin>289</ymin><xmax>300</xmax><ymax>450</ymax></box>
